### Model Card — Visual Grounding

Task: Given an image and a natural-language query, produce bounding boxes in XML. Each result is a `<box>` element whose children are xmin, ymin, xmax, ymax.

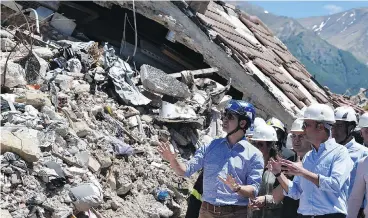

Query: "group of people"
<box><xmin>157</xmin><ymin>99</ymin><xmax>368</xmax><ymax>218</ymax></box>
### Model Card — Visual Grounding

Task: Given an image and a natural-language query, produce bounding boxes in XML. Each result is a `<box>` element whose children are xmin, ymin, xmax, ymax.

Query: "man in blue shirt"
<box><xmin>332</xmin><ymin>106</ymin><xmax>368</xmax><ymax>196</ymax></box>
<box><xmin>158</xmin><ymin>100</ymin><xmax>264</xmax><ymax>218</ymax></box>
<box><xmin>267</xmin><ymin>103</ymin><xmax>354</xmax><ymax>218</ymax></box>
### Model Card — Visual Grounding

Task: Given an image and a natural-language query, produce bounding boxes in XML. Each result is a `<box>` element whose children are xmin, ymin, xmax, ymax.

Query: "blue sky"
<box><xmin>249</xmin><ymin>1</ymin><xmax>368</xmax><ymax>18</ymax></box>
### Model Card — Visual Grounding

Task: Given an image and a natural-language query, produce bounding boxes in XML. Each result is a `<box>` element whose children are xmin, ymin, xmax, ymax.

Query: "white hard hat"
<box><xmin>291</xmin><ymin>118</ymin><xmax>304</xmax><ymax>132</ymax></box>
<box><xmin>302</xmin><ymin>103</ymin><xmax>335</xmax><ymax>124</ymax></box>
<box><xmin>358</xmin><ymin>112</ymin><xmax>368</xmax><ymax>128</ymax></box>
<box><xmin>334</xmin><ymin>106</ymin><xmax>357</xmax><ymax>123</ymax></box>
<box><xmin>252</xmin><ymin>124</ymin><xmax>278</xmax><ymax>141</ymax></box>
<box><xmin>254</xmin><ymin>117</ymin><xmax>266</xmax><ymax>128</ymax></box>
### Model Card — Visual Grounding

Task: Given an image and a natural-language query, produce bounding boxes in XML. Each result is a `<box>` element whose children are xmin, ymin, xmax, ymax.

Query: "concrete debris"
<box><xmin>1</xmin><ymin>128</ymin><xmax>42</xmax><ymax>163</ymax></box>
<box><xmin>159</xmin><ymin>101</ymin><xmax>197</xmax><ymax>120</ymax></box>
<box><xmin>88</xmin><ymin>156</ymin><xmax>101</xmax><ymax>173</ymax></box>
<box><xmin>0</xmin><ymin>60</ymin><xmax>27</xmax><ymax>88</ymax></box>
<box><xmin>73</xmin><ymin>121</ymin><xmax>92</xmax><ymax>137</ymax></box>
<box><xmin>0</xmin><ymin>209</ymin><xmax>13</xmax><ymax>218</ymax></box>
<box><xmin>70</xmin><ymin>182</ymin><xmax>103</xmax><ymax>211</ymax></box>
<box><xmin>0</xmin><ymin>9</ymin><xmax>233</xmax><ymax>218</ymax></box>
<box><xmin>140</xmin><ymin>64</ymin><xmax>191</xmax><ymax>99</ymax></box>
<box><xmin>1</xmin><ymin>37</ymin><xmax>16</xmax><ymax>52</ymax></box>
<box><xmin>22</xmin><ymin>92</ymin><xmax>52</xmax><ymax>109</ymax></box>
<box><xmin>32</xmin><ymin>46</ymin><xmax>55</xmax><ymax>59</ymax></box>
<box><xmin>1</xmin><ymin>30</ymin><xmax>14</xmax><ymax>39</ymax></box>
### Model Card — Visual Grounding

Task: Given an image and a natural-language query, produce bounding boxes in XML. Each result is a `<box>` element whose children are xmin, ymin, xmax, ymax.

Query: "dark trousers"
<box><xmin>297</xmin><ymin>213</ymin><xmax>346</xmax><ymax>218</ymax></box>
<box><xmin>185</xmin><ymin>195</ymin><xmax>202</xmax><ymax>218</ymax></box>
<box><xmin>358</xmin><ymin>208</ymin><xmax>365</xmax><ymax>218</ymax></box>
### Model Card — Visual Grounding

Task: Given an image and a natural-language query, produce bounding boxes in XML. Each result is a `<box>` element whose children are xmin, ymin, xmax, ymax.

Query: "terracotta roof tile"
<box><xmin>239</xmin><ymin>15</ymin><xmax>272</xmax><ymax>36</ymax></box>
<box><xmin>192</xmin><ymin>2</ymin><xmax>358</xmax><ymax>111</ymax></box>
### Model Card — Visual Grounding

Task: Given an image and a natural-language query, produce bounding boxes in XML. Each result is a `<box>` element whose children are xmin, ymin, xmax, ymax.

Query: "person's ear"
<box><xmin>347</xmin><ymin>124</ymin><xmax>354</xmax><ymax>133</ymax></box>
<box><xmin>240</xmin><ymin>120</ymin><xmax>247</xmax><ymax>129</ymax></box>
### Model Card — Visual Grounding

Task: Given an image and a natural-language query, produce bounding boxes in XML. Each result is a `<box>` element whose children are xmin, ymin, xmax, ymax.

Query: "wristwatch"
<box><xmin>274</xmin><ymin>172</ymin><xmax>281</xmax><ymax>177</ymax></box>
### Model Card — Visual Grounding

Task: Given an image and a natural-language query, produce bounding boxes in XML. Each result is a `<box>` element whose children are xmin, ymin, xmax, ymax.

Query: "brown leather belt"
<box><xmin>202</xmin><ymin>201</ymin><xmax>247</xmax><ymax>214</ymax></box>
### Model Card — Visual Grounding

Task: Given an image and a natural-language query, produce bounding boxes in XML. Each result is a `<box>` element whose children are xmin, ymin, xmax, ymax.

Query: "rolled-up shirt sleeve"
<box><xmin>246</xmin><ymin>154</ymin><xmax>264</xmax><ymax>197</ymax></box>
<box><xmin>284</xmin><ymin>175</ymin><xmax>303</xmax><ymax>200</ymax></box>
<box><xmin>319</xmin><ymin>151</ymin><xmax>353</xmax><ymax>193</ymax></box>
<box><xmin>184</xmin><ymin>143</ymin><xmax>207</xmax><ymax>177</ymax></box>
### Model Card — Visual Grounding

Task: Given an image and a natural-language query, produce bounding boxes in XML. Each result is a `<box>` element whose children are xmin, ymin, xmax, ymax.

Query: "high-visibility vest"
<box><xmin>191</xmin><ymin>188</ymin><xmax>202</xmax><ymax>201</ymax></box>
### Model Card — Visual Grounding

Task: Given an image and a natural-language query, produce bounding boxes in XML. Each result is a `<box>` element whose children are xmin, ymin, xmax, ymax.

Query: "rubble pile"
<box><xmin>0</xmin><ymin>13</ymin><xmax>230</xmax><ymax>218</ymax></box>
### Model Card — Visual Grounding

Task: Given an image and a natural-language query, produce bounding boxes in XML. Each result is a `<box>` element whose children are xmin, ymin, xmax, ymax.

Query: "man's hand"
<box><xmin>249</xmin><ymin>196</ymin><xmax>266</xmax><ymax>209</ymax></box>
<box><xmin>280</xmin><ymin>156</ymin><xmax>304</xmax><ymax>176</ymax></box>
<box><xmin>218</xmin><ymin>174</ymin><xmax>240</xmax><ymax>192</ymax></box>
<box><xmin>157</xmin><ymin>141</ymin><xmax>176</xmax><ymax>162</ymax></box>
<box><xmin>267</xmin><ymin>156</ymin><xmax>282</xmax><ymax>175</ymax></box>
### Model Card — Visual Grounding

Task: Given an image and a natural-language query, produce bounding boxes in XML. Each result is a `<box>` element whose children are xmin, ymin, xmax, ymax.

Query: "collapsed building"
<box><xmin>0</xmin><ymin>1</ymin><xmax>365</xmax><ymax>218</ymax></box>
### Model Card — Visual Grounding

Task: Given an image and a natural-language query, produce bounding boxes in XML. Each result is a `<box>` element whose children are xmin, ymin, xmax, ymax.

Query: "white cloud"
<box><xmin>323</xmin><ymin>4</ymin><xmax>344</xmax><ymax>15</ymax></box>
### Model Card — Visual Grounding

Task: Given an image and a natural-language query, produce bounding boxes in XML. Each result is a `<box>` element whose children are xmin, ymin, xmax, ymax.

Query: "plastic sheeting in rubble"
<box><xmin>103</xmin><ymin>44</ymin><xmax>151</xmax><ymax>105</ymax></box>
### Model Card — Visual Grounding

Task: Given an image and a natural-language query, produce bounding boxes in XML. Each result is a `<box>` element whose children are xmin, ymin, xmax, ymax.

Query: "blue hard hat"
<box><xmin>225</xmin><ymin>100</ymin><xmax>256</xmax><ymax>124</ymax></box>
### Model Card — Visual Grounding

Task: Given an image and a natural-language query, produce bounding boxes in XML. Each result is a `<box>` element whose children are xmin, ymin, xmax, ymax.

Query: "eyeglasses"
<box><xmin>221</xmin><ymin>112</ymin><xmax>236</xmax><ymax>121</ymax></box>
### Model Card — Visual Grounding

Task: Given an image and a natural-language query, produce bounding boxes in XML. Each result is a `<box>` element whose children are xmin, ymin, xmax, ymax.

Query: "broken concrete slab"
<box><xmin>159</xmin><ymin>101</ymin><xmax>197</xmax><ymax>120</ymax></box>
<box><xmin>55</xmin><ymin>74</ymin><xmax>74</xmax><ymax>90</ymax></box>
<box><xmin>50</xmin><ymin>13</ymin><xmax>77</xmax><ymax>36</ymax></box>
<box><xmin>140</xmin><ymin>64</ymin><xmax>190</xmax><ymax>99</ymax></box>
<box><xmin>73</xmin><ymin>121</ymin><xmax>92</xmax><ymax>137</ymax></box>
<box><xmin>116</xmin><ymin>177</ymin><xmax>133</xmax><ymax>195</ymax></box>
<box><xmin>0</xmin><ymin>60</ymin><xmax>26</xmax><ymax>88</ymax></box>
<box><xmin>32</xmin><ymin>46</ymin><xmax>54</xmax><ymax>59</ymax></box>
<box><xmin>1</xmin><ymin>128</ymin><xmax>42</xmax><ymax>163</ymax></box>
<box><xmin>88</xmin><ymin>156</ymin><xmax>101</xmax><ymax>173</ymax></box>
<box><xmin>1</xmin><ymin>37</ymin><xmax>16</xmax><ymax>52</ymax></box>
<box><xmin>0</xmin><ymin>30</ymin><xmax>14</xmax><ymax>39</ymax></box>
<box><xmin>22</xmin><ymin>92</ymin><xmax>52</xmax><ymax>109</ymax></box>
<box><xmin>0</xmin><ymin>209</ymin><xmax>13</xmax><ymax>218</ymax></box>
<box><xmin>95</xmin><ymin>151</ymin><xmax>112</xmax><ymax>169</ymax></box>
<box><xmin>73</xmin><ymin>83</ymin><xmax>90</xmax><ymax>94</ymax></box>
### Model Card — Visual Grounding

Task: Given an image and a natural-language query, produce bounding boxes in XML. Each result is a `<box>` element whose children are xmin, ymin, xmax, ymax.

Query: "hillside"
<box><xmin>235</xmin><ymin>2</ymin><xmax>368</xmax><ymax>94</ymax></box>
<box><xmin>298</xmin><ymin>8</ymin><xmax>368</xmax><ymax>65</ymax></box>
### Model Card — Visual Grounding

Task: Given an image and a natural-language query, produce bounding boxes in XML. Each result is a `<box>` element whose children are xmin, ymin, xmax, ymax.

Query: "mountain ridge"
<box><xmin>298</xmin><ymin>7</ymin><xmax>368</xmax><ymax>65</ymax></box>
<box><xmin>234</xmin><ymin>2</ymin><xmax>368</xmax><ymax>95</ymax></box>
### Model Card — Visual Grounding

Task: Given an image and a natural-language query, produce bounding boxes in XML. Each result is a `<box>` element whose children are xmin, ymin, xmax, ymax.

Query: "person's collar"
<box><xmin>223</xmin><ymin>136</ymin><xmax>247</xmax><ymax>147</ymax></box>
<box><xmin>344</xmin><ymin>137</ymin><xmax>356</xmax><ymax>149</ymax></box>
<box><xmin>313</xmin><ymin>138</ymin><xmax>335</xmax><ymax>152</ymax></box>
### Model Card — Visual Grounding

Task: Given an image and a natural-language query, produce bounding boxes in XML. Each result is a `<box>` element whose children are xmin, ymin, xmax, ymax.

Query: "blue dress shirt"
<box><xmin>285</xmin><ymin>138</ymin><xmax>353</xmax><ymax>215</ymax></box>
<box><xmin>346</xmin><ymin>138</ymin><xmax>368</xmax><ymax>196</ymax></box>
<box><xmin>184</xmin><ymin>138</ymin><xmax>264</xmax><ymax>206</ymax></box>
